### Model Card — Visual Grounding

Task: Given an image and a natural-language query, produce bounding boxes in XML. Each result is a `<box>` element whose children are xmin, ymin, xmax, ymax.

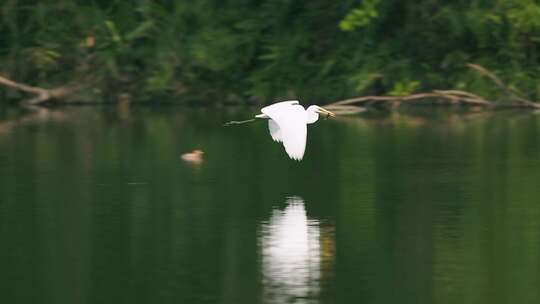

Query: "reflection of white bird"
<box><xmin>260</xmin><ymin>196</ymin><xmax>321</xmax><ymax>302</ymax></box>
<box><xmin>226</xmin><ymin>100</ymin><xmax>335</xmax><ymax>160</ymax></box>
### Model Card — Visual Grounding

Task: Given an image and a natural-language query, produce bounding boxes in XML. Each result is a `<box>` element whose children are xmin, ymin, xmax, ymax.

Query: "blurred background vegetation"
<box><xmin>0</xmin><ymin>0</ymin><xmax>539</xmax><ymax>104</ymax></box>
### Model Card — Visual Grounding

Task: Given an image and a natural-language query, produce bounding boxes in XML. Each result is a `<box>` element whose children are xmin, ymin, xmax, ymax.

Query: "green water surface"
<box><xmin>1</xmin><ymin>107</ymin><xmax>539</xmax><ymax>304</ymax></box>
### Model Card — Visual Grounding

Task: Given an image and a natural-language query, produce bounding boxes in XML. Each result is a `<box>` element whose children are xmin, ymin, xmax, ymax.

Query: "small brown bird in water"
<box><xmin>181</xmin><ymin>149</ymin><xmax>204</xmax><ymax>164</ymax></box>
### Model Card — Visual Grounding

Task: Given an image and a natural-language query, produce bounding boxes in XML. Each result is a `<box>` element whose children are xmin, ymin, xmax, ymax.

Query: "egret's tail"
<box><xmin>223</xmin><ymin>118</ymin><xmax>257</xmax><ymax>126</ymax></box>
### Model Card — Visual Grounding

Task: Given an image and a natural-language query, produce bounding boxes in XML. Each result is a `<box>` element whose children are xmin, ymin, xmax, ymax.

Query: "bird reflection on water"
<box><xmin>259</xmin><ymin>196</ymin><xmax>334</xmax><ymax>304</ymax></box>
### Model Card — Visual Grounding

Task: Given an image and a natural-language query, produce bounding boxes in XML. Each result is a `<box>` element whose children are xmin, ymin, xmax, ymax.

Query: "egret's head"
<box><xmin>313</xmin><ymin>106</ymin><xmax>336</xmax><ymax>118</ymax></box>
<box><xmin>306</xmin><ymin>105</ymin><xmax>336</xmax><ymax>124</ymax></box>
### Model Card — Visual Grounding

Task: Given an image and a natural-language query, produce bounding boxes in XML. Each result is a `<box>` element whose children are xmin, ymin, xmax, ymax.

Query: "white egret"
<box><xmin>226</xmin><ymin>100</ymin><xmax>335</xmax><ymax>160</ymax></box>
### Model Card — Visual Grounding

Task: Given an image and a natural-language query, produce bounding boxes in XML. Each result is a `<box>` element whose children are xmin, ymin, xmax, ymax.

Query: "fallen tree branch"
<box><xmin>328</xmin><ymin>90</ymin><xmax>493</xmax><ymax>108</ymax></box>
<box><xmin>466</xmin><ymin>64</ymin><xmax>529</xmax><ymax>103</ymax></box>
<box><xmin>0</xmin><ymin>75</ymin><xmax>85</xmax><ymax>105</ymax></box>
<box><xmin>0</xmin><ymin>75</ymin><xmax>48</xmax><ymax>95</ymax></box>
<box><xmin>327</xmin><ymin>63</ymin><xmax>539</xmax><ymax>111</ymax></box>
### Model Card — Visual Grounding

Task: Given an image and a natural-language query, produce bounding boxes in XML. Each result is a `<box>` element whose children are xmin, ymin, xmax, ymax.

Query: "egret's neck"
<box><xmin>306</xmin><ymin>108</ymin><xmax>319</xmax><ymax>124</ymax></box>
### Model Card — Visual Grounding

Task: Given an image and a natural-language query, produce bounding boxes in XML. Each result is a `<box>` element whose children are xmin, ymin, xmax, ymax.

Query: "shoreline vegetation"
<box><xmin>326</xmin><ymin>63</ymin><xmax>540</xmax><ymax>114</ymax></box>
<box><xmin>1</xmin><ymin>63</ymin><xmax>537</xmax><ymax>113</ymax></box>
<box><xmin>1</xmin><ymin>1</ymin><xmax>539</xmax><ymax>111</ymax></box>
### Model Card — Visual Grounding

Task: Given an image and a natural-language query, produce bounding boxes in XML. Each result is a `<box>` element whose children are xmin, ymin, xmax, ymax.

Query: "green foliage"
<box><xmin>389</xmin><ymin>80</ymin><xmax>420</xmax><ymax>97</ymax></box>
<box><xmin>349</xmin><ymin>72</ymin><xmax>383</xmax><ymax>94</ymax></box>
<box><xmin>506</xmin><ymin>0</ymin><xmax>540</xmax><ymax>32</ymax></box>
<box><xmin>25</xmin><ymin>47</ymin><xmax>60</xmax><ymax>71</ymax></box>
<box><xmin>339</xmin><ymin>0</ymin><xmax>380</xmax><ymax>31</ymax></box>
<box><xmin>0</xmin><ymin>0</ymin><xmax>538</xmax><ymax>103</ymax></box>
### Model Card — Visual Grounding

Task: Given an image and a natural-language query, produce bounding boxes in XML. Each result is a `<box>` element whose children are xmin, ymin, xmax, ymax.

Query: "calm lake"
<box><xmin>1</xmin><ymin>106</ymin><xmax>539</xmax><ymax>304</ymax></box>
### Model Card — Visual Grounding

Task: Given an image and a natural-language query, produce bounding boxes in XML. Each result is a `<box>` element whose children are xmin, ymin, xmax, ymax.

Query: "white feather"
<box><xmin>268</xmin><ymin>119</ymin><xmax>282</xmax><ymax>142</ymax></box>
<box><xmin>263</xmin><ymin>100</ymin><xmax>300</xmax><ymax>143</ymax></box>
<box><xmin>261</xmin><ymin>101</ymin><xmax>307</xmax><ymax>160</ymax></box>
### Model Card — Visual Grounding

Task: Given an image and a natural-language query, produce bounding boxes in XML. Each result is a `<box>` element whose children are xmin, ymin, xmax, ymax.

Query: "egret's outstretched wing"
<box><xmin>263</xmin><ymin>100</ymin><xmax>299</xmax><ymax>143</ymax></box>
<box><xmin>261</xmin><ymin>102</ymin><xmax>307</xmax><ymax>160</ymax></box>
<box><xmin>268</xmin><ymin>119</ymin><xmax>282</xmax><ymax>142</ymax></box>
<box><xmin>262</xmin><ymin>100</ymin><xmax>299</xmax><ymax>108</ymax></box>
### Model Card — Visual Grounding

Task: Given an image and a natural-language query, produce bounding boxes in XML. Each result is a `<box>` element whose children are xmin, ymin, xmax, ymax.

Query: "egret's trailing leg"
<box><xmin>223</xmin><ymin>118</ymin><xmax>257</xmax><ymax>126</ymax></box>
<box><xmin>224</xmin><ymin>113</ymin><xmax>269</xmax><ymax>126</ymax></box>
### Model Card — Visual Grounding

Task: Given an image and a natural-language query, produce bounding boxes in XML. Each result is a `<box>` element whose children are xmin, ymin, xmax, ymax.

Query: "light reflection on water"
<box><xmin>260</xmin><ymin>196</ymin><xmax>331</xmax><ymax>304</ymax></box>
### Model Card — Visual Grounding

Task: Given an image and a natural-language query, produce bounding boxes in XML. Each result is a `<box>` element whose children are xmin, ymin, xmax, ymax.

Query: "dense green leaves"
<box><xmin>0</xmin><ymin>0</ymin><xmax>538</xmax><ymax>103</ymax></box>
<box><xmin>339</xmin><ymin>0</ymin><xmax>379</xmax><ymax>31</ymax></box>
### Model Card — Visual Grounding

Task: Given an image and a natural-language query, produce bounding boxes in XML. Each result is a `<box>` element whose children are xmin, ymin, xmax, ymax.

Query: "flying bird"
<box><xmin>225</xmin><ymin>100</ymin><xmax>335</xmax><ymax>160</ymax></box>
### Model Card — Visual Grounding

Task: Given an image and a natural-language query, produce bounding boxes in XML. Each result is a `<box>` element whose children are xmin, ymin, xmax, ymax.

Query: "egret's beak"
<box><xmin>318</xmin><ymin>107</ymin><xmax>336</xmax><ymax>118</ymax></box>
